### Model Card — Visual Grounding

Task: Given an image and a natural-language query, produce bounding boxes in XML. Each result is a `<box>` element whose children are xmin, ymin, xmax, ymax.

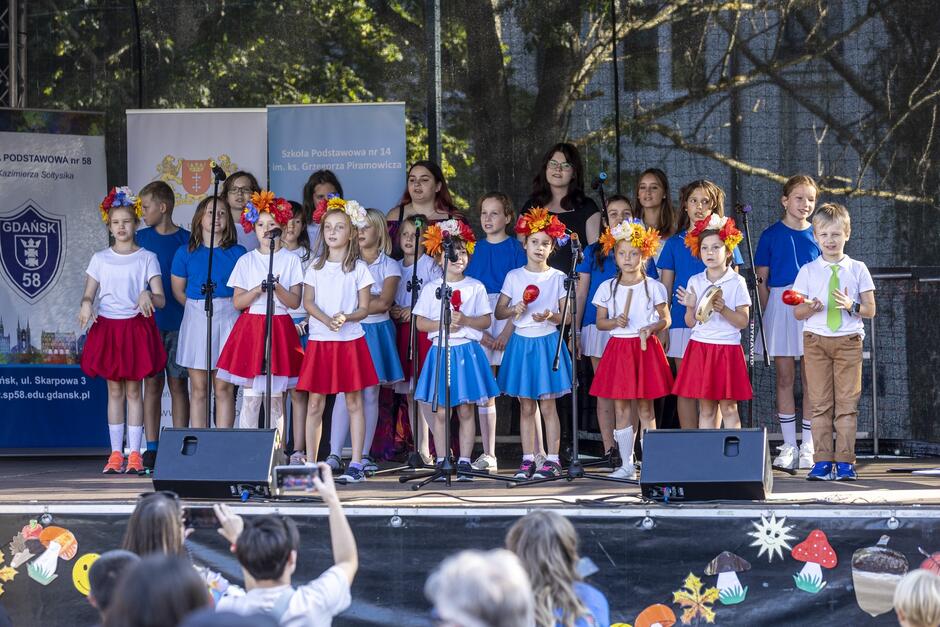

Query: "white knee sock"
<box><xmin>330</xmin><ymin>394</ymin><xmax>349</xmax><ymax>458</ymax></box>
<box><xmin>270</xmin><ymin>394</ymin><xmax>284</xmax><ymax>439</ymax></box>
<box><xmin>478</xmin><ymin>403</ymin><xmax>497</xmax><ymax>456</ymax></box>
<box><xmin>127</xmin><ymin>425</ymin><xmax>144</xmax><ymax>454</ymax></box>
<box><xmin>108</xmin><ymin>424</ymin><xmax>125</xmax><ymax>453</ymax></box>
<box><xmin>239</xmin><ymin>394</ymin><xmax>262</xmax><ymax>429</ymax></box>
<box><xmin>779</xmin><ymin>413</ymin><xmax>797</xmax><ymax>447</ymax></box>
<box><xmin>801</xmin><ymin>419</ymin><xmax>813</xmax><ymax>448</ymax></box>
<box><xmin>361</xmin><ymin>386</ymin><xmax>380</xmax><ymax>458</ymax></box>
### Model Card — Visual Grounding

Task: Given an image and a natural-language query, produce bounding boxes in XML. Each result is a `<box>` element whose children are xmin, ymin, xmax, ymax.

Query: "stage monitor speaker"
<box><xmin>152</xmin><ymin>428</ymin><xmax>283</xmax><ymax>499</ymax></box>
<box><xmin>639</xmin><ymin>428</ymin><xmax>772</xmax><ymax>501</ymax></box>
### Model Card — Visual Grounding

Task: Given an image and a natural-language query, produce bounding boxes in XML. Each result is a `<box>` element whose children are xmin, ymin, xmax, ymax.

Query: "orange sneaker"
<box><xmin>125</xmin><ymin>451</ymin><xmax>144</xmax><ymax>474</ymax></box>
<box><xmin>103</xmin><ymin>451</ymin><xmax>124</xmax><ymax>474</ymax></box>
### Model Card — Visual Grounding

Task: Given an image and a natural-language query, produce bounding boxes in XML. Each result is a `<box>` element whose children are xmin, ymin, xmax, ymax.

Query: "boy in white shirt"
<box><xmin>792</xmin><ymin>203</ymin><xmax>876</xmax><ymax>481</ymax></box>
<box><xmin>214</xmin><ymin>464</ymin><xmax>357</xmax><ymax>626</ymax></box>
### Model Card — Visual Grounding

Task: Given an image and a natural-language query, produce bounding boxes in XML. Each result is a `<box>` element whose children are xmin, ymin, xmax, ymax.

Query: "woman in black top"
<box><xmin>521</xmin><ymin>142</ymin><xmax>601</xmax><ymax>272</ymax></box>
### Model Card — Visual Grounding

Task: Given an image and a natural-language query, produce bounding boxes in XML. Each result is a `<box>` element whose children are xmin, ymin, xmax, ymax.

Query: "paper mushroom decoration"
<box><xmin>704</xmin><ymin>551</ymin><xmax>751</xmax><ymax>605</ymax></box>
<box><xmin>792</xmin><ymin>529</ymin><xmax>838</xmax><ymax>593</ymax></box>
<box><xmin>634</xmin><ymin>603</ymin><xmax>677</xmax><ymax>627</ymax></box>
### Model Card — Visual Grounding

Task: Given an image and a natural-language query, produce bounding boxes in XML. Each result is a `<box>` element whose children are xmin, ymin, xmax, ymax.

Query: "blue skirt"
<box><xmin>362</xmin><ymin>319</ymin><xmax>405</xmax><ymax>384</ymax></box>
<box><xmin>415</xmin><ymin>342</ymin><xmax>500</xmax><ymax>406</ymax></box>
<box><xmin>498</xmin><ymin>331</ymin><xmax>572</xmax><ymax>399</ymax></box>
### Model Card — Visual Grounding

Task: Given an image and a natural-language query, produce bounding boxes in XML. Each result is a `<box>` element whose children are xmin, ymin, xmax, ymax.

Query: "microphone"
<box><xmin>413</xmin><ymin>215</ymin><xmax>426</xmax><ymax>228</ymax></box>
<box><xmin>210</xmin><ymin>160</ymin><xmax>227</xmax><ymax>182</ymax></box>
<box><xmin>266</xmin><ymin>228</ymin><xmax>283</xmax><ymax>240</ymax></box>
<box><xmin>442</xmin><ymin>232</ymin><xmax>458</xmax><ymax>262</ymax></box>
<box><xmin>569</xmin><ymin>232</ymin><xmax>583</xmax><ymax>262</ymax></box>
<box><xmin>591</xmin><ymin>172</ymin><xmax>608</xmax><ymax>190</ymax></box>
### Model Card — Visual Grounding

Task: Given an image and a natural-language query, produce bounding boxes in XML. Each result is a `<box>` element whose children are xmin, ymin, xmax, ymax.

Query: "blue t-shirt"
<box><xmin>754</xmin><ymin>220</ymin><xmax>820</xmax><ymax>287</ymax></box>
<box><xmin>137</xmin><ymin>226</ymin><xmax>190</xmax><ymax>331</ymax></box>
<box><xmin>577</xmin><ymin>244</ymin><xmax>658</xmax><ymax>327</ymax></box>
<box><xmin>555</xmin><ymin>582</ymin><xmax>609</xmax><ymax>627</ymax></box>
<box><xmin>465</xmin><ymin>236</ymin><xmax>527</xmax><ymax>295</ymax></box>
<box><xmin>657</xmin><ymin>229</ymin><xmax>743</xmax><ymax>329</ymax></box>
<box><xmin>171</xmin><ymin>244</ymin><xmax>247</xmax><ymax>300</ymax></box>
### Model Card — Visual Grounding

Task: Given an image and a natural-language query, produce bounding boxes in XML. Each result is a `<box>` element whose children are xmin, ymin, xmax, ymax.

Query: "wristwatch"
<box><xmin>852</xmin><ymin>301</ymin><xmax>861</xmax><ymax>315</ymax></box>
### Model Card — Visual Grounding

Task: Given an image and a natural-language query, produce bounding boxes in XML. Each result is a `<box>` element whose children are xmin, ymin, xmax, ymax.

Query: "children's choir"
<box><xmin>79</xmin><ymin>161</ymin><xmax>876</xmax><ymax>483</ymax></box>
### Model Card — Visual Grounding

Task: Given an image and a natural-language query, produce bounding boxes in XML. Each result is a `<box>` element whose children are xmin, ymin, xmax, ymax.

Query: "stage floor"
<box><xmin>2</xmin><ymin>455</ymin><xmax>939</xmax><ymax>511</ymax></box>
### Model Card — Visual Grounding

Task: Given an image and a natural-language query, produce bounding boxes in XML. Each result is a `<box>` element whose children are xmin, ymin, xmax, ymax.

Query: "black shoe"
<box><xmin>141</xmin><ymin>449</ymin><xmax>157</xmax><ymax>471</ymax></box>
<box><xmin>456</xmin><ymin>461</ymin><xmax>474</xmax><ymax>482</ymax></box>
<box><xmin>607</xmin><ymin>447</ymin><xmax>622</xmax><ymax>469</ymax></box>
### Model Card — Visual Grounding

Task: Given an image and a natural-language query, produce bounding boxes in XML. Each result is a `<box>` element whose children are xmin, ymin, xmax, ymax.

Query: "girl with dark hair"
<box><xmin>521</xmin><ymin>142</ymin><xmax>601</xmax><ymax>272</ymax></box>
<box><xmin>221</xmin><ymin>171</ymin><xmax>262</xmax><ymax>251</ymax></box>
<box><xmin>104</xmin><ymin>555</ymin><xmax>211</xmax><ymax>627</ymax></box>
<box><xmin>302</xmin><ymin>169</ymin><xmax>344</xmax><ymax>250</ymax></box>
<box><xmin>386</xmin><ymin>161</ymin><xmax>463</xmax><ymax>254</ymax></box>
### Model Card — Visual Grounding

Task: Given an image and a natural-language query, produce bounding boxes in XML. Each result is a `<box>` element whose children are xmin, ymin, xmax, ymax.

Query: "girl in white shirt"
<box><xmin>79</xmin><ymin>187</ymin><xmax>166</xmax><ymax>475</ymax></box>
<box><xmin>216</xmin><ymin>191</ymin><xmax>305</xmax><ymax>436</ymax></box>
<box><xmin>673</xmin><ymin>215</ymin><xmax>753</xmax><ymax>429</ymax></box>
<box><xmin>589</xmin><ymin>219</ymin><xmax>674</xmax><ymax>479</ymax></box>
<box><xmin>296</xmin><ymin>196</ymin><xmax>377</xmax><ymax>483</ymax></box>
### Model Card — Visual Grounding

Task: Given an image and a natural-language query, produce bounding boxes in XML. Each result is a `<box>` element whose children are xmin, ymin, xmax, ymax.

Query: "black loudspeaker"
<box><xmin>640</xmin><ymin>428</ymin><xmax>773</xmax><ymax>501</ymax></box>
<box><xmin>153</xmin><ymin>428</ymin><xmax>283</xmax><ymax>499</ymax></box>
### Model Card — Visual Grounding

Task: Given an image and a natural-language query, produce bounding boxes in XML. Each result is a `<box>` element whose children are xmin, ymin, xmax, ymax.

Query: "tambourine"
<box><xmin>694</xmin><ymin>285</ymin><xmax>723</xmax><ymax>323</ymax></box>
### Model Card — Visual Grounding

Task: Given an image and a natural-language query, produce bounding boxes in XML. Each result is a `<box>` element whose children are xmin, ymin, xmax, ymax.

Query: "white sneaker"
<box><xmin>798</xmin><ymin>442</ymin><xmax>815</xmax><ymax>469</ymax></box>
<box><xmin>610</xmin><ymin>464</ymin><xmax>637</xmax><ymax>480</ymax></box>
<box><xmin>471</xmin><ymin>454</ymin><xmax>498</xmax><ymax>473</ymax></box>
<box><xmin>773</xmin><ymin>444</ymin><xmax>799</xmax><ymax>470</ymax></box>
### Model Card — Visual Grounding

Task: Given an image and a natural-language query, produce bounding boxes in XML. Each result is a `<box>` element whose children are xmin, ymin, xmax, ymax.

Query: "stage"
<box><xmin>1</xmin><ymin>457</ymin><xmax>939</xmax><ymax>626</ymax></box>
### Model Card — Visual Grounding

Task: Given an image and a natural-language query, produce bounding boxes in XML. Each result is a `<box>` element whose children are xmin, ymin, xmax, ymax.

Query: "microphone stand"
<box><xmin>401</xmin><ymin>237</ymin><xmax>518</xmax><ymax>489</ymax></box>
<box><xmin>260</xmin><ymin>232</ymin><xmax>279</xmax><ymax>434</ymax></box>
<box><xmin>735</xmin><ymin>203</ymin><xmax>770</xmax><ymax>431</ymax></box>
<box><xmin>517</xmin><ymin>234</ymin><xmax>636</xmax><ymax>487</ymax></box>
<box><xmin>200</xmin><ymin>166</ymin><xmax>226</xmax><ymax>424</ymax></box>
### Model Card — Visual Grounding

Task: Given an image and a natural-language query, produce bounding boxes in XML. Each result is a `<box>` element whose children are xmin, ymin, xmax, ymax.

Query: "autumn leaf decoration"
<box><xmin>673</xmin><ymin>572</ymin><xmax>720</xmax><ymax>625</ymax></box>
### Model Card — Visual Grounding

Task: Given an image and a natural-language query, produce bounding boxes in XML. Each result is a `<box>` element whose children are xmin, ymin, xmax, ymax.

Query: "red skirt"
<box><xmin>215</xmin><ymin>313</ymin><xmax>304</xmax><ymax>380</ymax></box>
<box><xmin>81</xmin><ymin>314</ymin><xmax>167</xmax><ymax>381</ymax></box>
<box><xmin>590</xmin><ymin>336</ymin><xmax>674</xmax><ymax>400</ymax></box>
<box><xmin>395</xmin><ymin>319</ymin><xmax>432</xmax><ymax>380</ymax></box>
<box><xmin>672</xmin><ymin>339</ymin><xmax>753</xmax><ymax>401</ymax></box>
<box><xmin>297</xmin><ymin>337</ymin><xmax>379</xmax><ymax>394</ymax></box>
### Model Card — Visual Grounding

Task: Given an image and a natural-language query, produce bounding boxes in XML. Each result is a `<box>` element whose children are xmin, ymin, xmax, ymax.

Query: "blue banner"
<box><xmin>267</xmin><ymin>103</ymin><xmax>406</xmax><ymax>210</ymax></box>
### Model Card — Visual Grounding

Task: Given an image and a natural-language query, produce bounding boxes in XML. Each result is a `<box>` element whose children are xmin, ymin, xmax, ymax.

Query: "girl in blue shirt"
<box><xmin>754</xmin><ymin>175</ymin><xmax>821</xmax><ymax>470</ymax></box>
<box><xmin>171</xmin><ymin>195</ymin><xmax>246</xmax><ymax>429</ymax></box>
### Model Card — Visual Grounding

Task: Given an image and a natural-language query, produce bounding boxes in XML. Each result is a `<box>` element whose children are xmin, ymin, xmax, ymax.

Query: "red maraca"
<box><xmin>450</xmin><ymin>290</ymin><xmax>462</xmax><ymax>312</ymax></box>
<box><xmin>516</xmin><ymin>284</ymin><xmax>540</xmax><ymax>320</ymax></box>
<box><xmin>782</xmin><ymin>289</ymin><xmax>805</xmax><ymax>306</ymax></box>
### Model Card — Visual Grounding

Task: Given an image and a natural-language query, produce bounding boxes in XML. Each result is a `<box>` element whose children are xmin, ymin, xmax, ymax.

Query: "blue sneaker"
<box><xmin>835</xmin><ymin>462</ymin><xmax>858</xmax><ymax>481</ymax></box>
<box><xmin>339</xmin><ymin>465</ymin><xmax>365</xmax><ymax>484</ymax></box>
<box><xmin>806</xmin><ymin>461</ymin><xmax>834</xmax><ymax>481</ymax></box>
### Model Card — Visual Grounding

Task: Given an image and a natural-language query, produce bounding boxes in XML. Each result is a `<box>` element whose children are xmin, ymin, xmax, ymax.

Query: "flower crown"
<box><xmin>599</xmin><ymin>218</ymin><xmax>661</xmax><ymax>258</ymax></box>
<box><xmin>514</xmin><ymin>207</ymin><xmax>569</xmax><ymax>245</ymax></box>
<box><xmin>423</xmin><ymin>219</ymin><xmax>476</xmax><ymax>257</ymax></box>
<box><xmin>239</xmin><ymin>190</ymin><xmax>293</xmax><ymax>233</ymax></box>
<box><xmin>99</xmin><ymin>186</ymin><xmax>143</xmax><ymax>223</ymax></box>
<box><xmin>684</xmin><ymin>214</ymin><xmax>743</xmax><ymax>258</ymax></box>
<box><xmin>310</xmin><ymin>194</ymin><xmax>368</xmax><ymax>229</ymax></box>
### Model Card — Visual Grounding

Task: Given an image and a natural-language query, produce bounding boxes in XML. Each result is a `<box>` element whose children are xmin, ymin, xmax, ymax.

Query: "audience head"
<box><xmin>506</xmin><ymin>510</ymin><xmax>588</xmax><ymax>627</ymax></box>
<box><xmin>234</xmin><ymin>514</ymin><xmax>300</xmax><ymax>584</ymax></box>
<box><xmin>104</xmin><ymin>554</ymin><xmax>210</xmax><ymax>627</ymax></box>
<box><xmin>122</xmin><ymin>491</ymin><xmax>186</xmax><ymax>556</ymax></box>
<box><xmin>894</xmin><ymin>569</ymin><xmax>940</xmax><ymax>627</ymax></box>
<box><xmin>88</xmin><ymin>550</ymin><xmax>141</xmax><ymax>616</ymax></box>
<box><xmin>425</xmin><ymin>549</ymin><xmax>534</xmax><ymax>627</ymax></box>
<box><xmin>179</xmin><ymin>609</ymin><xmax>279</xmax><ymax>627</ymax></box>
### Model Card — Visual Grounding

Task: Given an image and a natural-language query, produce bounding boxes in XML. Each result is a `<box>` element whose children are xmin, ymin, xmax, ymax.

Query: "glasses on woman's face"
<box><xmin>228</xmin><ymin>186</ymin><xmax>253</xmax><ymax>197</ymax></box>
<box><xmin>547</xmin><ymin>159</ymin><xmax>573</xmax><ymax>171</ymax></box>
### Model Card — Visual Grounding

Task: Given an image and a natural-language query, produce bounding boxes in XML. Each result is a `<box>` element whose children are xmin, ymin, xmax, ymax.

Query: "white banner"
<box><xmin>126</xmin><ymin>108</ymin><xmax>268</xmax><ymax>229</ymax></box>
<box><xmin>0</xmin><ymin>111</ymin><xmax>109</xmax><ymax>450</ymax></box>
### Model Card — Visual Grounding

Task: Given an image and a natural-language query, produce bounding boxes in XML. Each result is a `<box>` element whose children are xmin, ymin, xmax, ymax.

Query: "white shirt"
<box><xmin>86</xmin><ymin>248</ymin><xmax>161</xmax><ymax>319</ymax></box>
<box><xmin>792</xmin><ymin>255</ymin><xmax>874</xmax><ymax>338</ymax></box>
<box><xmin>395</xmin><ymin>255</ymin><xmax>442</xmax><ymax>308</ymax></box>
<box><xmin>227</xmin><ymin>248</ymin><xmax>305</xmax><ymax>316</ymax></box>
<box><xmin>592</xmin><ymin>277</ymin><xmax>667</xmax><ymax>338</ymax></box>
<box><xmin>363</xmin><ymin>253</ymin><xmax>402</xmax><ymax>324</ymax></box>
<box><xmin>687</xmin><ymin>268</ymin><xmax>751</xmax><ymax>345</ymax></box>
<box><xmin>304</xmin><ymin>259</ymin><xmax>374</xmax><ymax>341</ymax></box>
<box><xmin>216</xmin><ymin>565</ymin><xmax>351</xmax><ymax>627</ymax></box>
<box><xmin>285</xmin><ymin>246</ymin><xmax>314</xmax><ymax>318</ymax></box>
<box><xmin>499</xmin><ymin>267</ymin><xmax>566</xmax><ymax>338</ymax></box>
<box><xmin>414</xmin><ymin>276</ymin><xmax>491</xmax><ymax>346</ymax></box>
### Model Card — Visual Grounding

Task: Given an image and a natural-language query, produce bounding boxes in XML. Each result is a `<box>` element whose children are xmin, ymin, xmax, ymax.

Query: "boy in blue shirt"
<box><xmin>137</xmin><ymin>181</ymin><xmax>190</xmax><ymax>470</ymax></box>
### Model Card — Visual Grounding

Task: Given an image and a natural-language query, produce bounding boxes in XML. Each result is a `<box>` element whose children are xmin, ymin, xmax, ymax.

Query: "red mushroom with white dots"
<box><xmin>791</xmin><ymin>529</ymin><xmax>838</xmax><ymax>593</ymax></box>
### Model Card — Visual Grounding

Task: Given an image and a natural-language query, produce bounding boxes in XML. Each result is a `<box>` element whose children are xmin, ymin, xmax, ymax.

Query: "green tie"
<box><xmin>827</xmin><ymin>264</ymin><xmax>841</xmax><ymax>332</ymax></box>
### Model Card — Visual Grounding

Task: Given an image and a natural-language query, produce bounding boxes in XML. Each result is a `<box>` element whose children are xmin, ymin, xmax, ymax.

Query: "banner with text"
<box><xmin>0</xmin><ymin>110</ymin><xmax>108</xmax><ymax>451</ymax></box>
<box><xmin>267</xmin><ymin>103</ymin><xmax>406</xmax><ymax>210</ymax></box>
<box><xmin>126</xmin><ymin>108</ymin><xmax>268</xmax><ymax>229</ymax></box>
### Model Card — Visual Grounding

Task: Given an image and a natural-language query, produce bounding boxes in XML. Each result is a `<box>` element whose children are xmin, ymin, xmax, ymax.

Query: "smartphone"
<box><xmin>274</xmin><ymin>464</ymin><xmax>323</xmax><ymax>493</ymax></box>
<box><xmin>184</xmin><ymin>506</ymin><xmax>218</xmax><ymax>530</ymax></box>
